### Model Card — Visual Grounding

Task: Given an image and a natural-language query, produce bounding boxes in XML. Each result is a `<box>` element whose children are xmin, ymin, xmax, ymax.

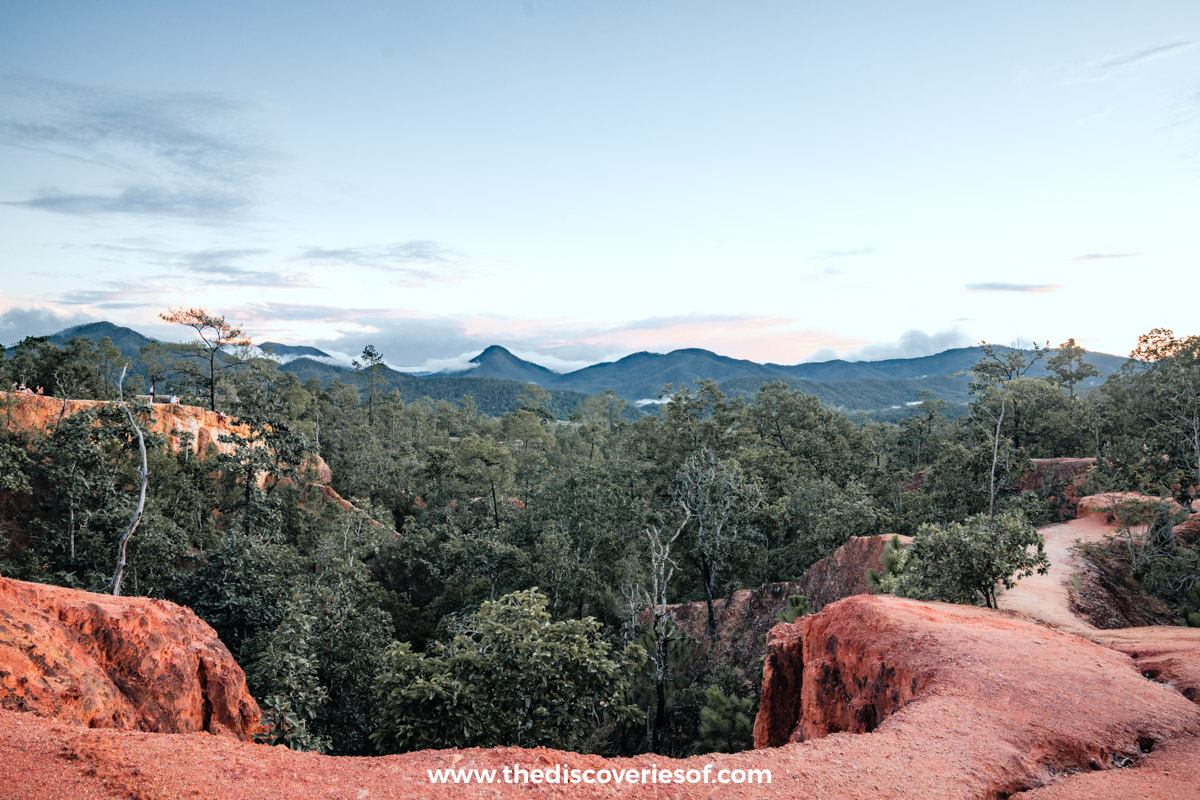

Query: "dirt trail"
<box><xmin>998</xmin><ymin>494</ymin><xmax>1200</xmax><ymax>703</ymax></box>
<box><xmin>997</xmin><ymin>513</ymin><xmax>1114</xmax><ymax>637</ymax></box>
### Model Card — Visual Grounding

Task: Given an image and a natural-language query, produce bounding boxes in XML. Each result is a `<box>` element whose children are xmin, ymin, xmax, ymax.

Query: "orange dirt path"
<box><xmin>998</xmin><ymin>495</ymin><xmax>1200</xmax><ymax>704</ymax></box>
<box><xmin>997</xmin><ymin>513</ymin><xmax>1115</xmax><ymax>637</ymax></box>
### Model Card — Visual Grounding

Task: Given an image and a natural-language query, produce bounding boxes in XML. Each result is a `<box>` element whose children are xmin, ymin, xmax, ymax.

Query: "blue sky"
<box><xmin>2</xmin><ymin>1</ymin><xmax>1198</xmax><ymax>371</ymax></box>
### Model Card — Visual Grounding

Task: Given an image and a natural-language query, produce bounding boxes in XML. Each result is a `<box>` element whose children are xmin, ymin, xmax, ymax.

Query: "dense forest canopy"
<box><xmin>1</xmin><ymin>320</ymin><xmax>1198</xmax><ymax>758</ymax></box>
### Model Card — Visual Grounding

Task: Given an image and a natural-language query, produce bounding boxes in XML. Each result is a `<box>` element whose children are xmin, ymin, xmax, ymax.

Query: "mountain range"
<box><xmin>14</xmin><ymin>321</ymin><xmax>1129</xmax><ymax>418</ymax></box>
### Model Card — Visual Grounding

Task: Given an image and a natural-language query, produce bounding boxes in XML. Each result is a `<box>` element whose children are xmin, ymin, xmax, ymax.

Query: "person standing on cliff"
<box><xmin>149</xmin><ymin>382</ymin><xmax>155</xmax><ymax>403</ymax></box>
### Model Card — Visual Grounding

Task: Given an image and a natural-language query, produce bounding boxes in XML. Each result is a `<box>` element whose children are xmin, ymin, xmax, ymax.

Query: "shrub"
<box><xmin>880</xmin><ymin>511</ymin><xmax>1049</xmax><ymax>608</ymax></box>
<box><xmin>693</xmin><ymin>684</ymin><xmax>754</xmax><ymax>753</ymax></box>
<box><xmin>776</xmin><ymin>594</ymin><xmax>810</xmax><ymax>624</ymax></box>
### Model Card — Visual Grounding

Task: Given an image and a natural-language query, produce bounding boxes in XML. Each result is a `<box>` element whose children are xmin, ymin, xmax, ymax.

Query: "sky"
<box><xmin>1</xmin><ymin>1</ymin><xmax>1198</xmax><ymax>373</ymax></box>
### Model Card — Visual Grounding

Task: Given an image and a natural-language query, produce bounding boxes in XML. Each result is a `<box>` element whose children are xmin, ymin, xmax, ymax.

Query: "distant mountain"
<box><xmin>442</xmin><ymin>344</ymin><xmax>1127</xmax><ymax>411</ymax></box>
<box><xmin>444</xmin><ymin>345</ymin><xmax>560</xmax><ymax>384</ymax></box>
<box><xmin>771</xmin><ymin>345</ymin><xmax>1126</xmax><ymax>385</ymax></box>
<box><xmin>278</xmin><ymin>357</ymin><xmax>588</xmax><ymax>418</ymax></box>
<box><xmin>45</xmin><ymin>321</ymin><xmax>155</xmax><ymax>358</ymax></box>
<box><xmin>26</xmin><ymin>321</ymin><xmax>1133</xmax><ymax>418</ymax></box>
<box><xmin>557</xmin><ymin>348</ymin><xmax>790</xmax><ymax>399</ymax></box>
<box><xmin>258</xmin><ymin>342</ymin><xmax>336</xmax><ymax>361</ymax></box>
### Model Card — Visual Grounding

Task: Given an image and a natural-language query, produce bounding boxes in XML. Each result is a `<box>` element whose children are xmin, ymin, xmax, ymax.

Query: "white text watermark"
<box><xmin>428</xmin><ymin>763</ymin><xmax>771</xmax><ymax>786</ymax></box>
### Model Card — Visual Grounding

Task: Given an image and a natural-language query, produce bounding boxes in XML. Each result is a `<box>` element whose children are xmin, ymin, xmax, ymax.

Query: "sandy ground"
<box><xmin>4</xmin><ymin>593</ymin><xmax>1198</xmax><ymax>800</ymax></box>
<box><xmin>998</xmin><ymin>513</ymin><xmax>1117</xmax><ymax>637</ymax></box>
<box><xmin>998</xmin><ymin>498</ymin><xmax>1200</xmax><ymax>643</ymax></box>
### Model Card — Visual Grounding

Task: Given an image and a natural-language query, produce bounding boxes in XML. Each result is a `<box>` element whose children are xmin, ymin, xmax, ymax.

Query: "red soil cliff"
<box><xmin>1</xmin><ymin>391</ymin><xmax>333</xmax><ymax>484</ymax></box>
<box><xmin>651</xmin><ymin>534</ymin><xmax>911</xmax><ymax>674</ymax></box>
<box><xmin>0</xmin><ymin>575</ymin><xmax>261</xmax><ymax>740</ymax></box>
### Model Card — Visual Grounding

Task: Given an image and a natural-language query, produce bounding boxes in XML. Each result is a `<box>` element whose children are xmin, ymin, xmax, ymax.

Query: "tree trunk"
<box><xmin>989</xmin><ymin>398</ymin><xmax>1007</xmax><ymax>519</ymax></box>
<box><xmin>111</xmin><ymin>367</ymin><xmax>148</xmax><ymax>596</ymax></box>
<box><xmin>207</xmin><ymin>347</ymin><xmax>221</xmax><ymax>412</ymax></box>
<box><xmin>1012</xmin><ymin>399</ymin><xmax>1021</xmax><ymax>451</ymax></box>
<box><xmin>244</xmin><ymin>462</ymin><xmax>254</xmax><ymax>535</ymax></box>
<box><xmin>653</xmin><ymin>672</ymin><xmax>667</xmax><ymax>754</ymax></box>
<box><xmin>701</xmin><ymin>558</ymin><xmax>717</xmax><ymax>640</ymax></box>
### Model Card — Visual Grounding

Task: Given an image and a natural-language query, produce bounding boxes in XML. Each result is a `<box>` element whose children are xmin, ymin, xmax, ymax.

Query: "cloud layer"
<box><xmin>0</xmin><ymin>306</ymin><xmax>96</xmax><ymax>346</ymax></box>
<box><xmin>966</xmin><ymin>282</ymin><xmax>1062</xmax><ymax>293</ymax></box>
<box><xmin>843</xmin><ymin>328</ymin><xmax>974</xmax><ymax>361</ymax></box>
<box><xmin>0</xmin><ymin>75</ymin><xmax>274</xmax><ymax>221</ymax></box>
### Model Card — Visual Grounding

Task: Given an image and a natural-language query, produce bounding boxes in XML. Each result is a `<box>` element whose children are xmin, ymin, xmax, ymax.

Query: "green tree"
<box><xmin>866</xmin><ymin>535</ymin><xmax>907</xmax><ymax>592</ymax></box>
<box><xmin>897</xmin><ymin>391</ymin><xmax>948</xmax><ymax>470</ymax></box>
<box><xmin>693</xmin><ymin>684</ymin><xmax>755</xmax><ymax>754</ymax></box>
<box><xmin>880</xmin><ymin>511</ymin><xmax>1048</xmax><ymax>608</ymax></box>
<box><xmin>371</xmin><ymin>589</ymin><xmax>644</xmax><ymax>752</ymax></box>
<box><xmin>777</xmin><ymin>476</ymin><xmax>880</xmax><ymax>575</ymax></box>
<box><xmin>255</xmin><ymin>603</ymin><xmax>332</xmax><ymax>753</ymax></box>
<box><xmin>1047</xmin><ymin>338</ymin><xmax>1101</xmax><ymax>398</ymax></box>
<box><xmin>352</xmin><ymin>344</ymin><xmax>386</xmax><ymax>427</ymax></box>
<box><xmin>454</xmin><ymin>434</ymin><xmax>514</xmax><ymax>530</ymax></box>
<box><xmin>8</xmin><ymin>336</ymin><xmax>57</xmax><ymax>392</ymax></box>
<box><xmin>673</xmin><ymin>449</ymin><xmax>764</xmax><ymax>638</ymax></box>
<box><xmin>1115</xmin><ymin>330</ymin><xmax>1200</xmax><ymax>504</ymax></box>
<box><xmin>158</xmin><ymin>307</ymin><xmax>251</xmax><ymax>411</ymax></box>
<box><xmin>776</xmin><ymin>594</ymin><xmax>810</xmax><ymax>624</ymax></box>
<box><xmin>970</xmin><ymin>341</ymin><xmax>1045</xmax><ymax>454</ymax></box>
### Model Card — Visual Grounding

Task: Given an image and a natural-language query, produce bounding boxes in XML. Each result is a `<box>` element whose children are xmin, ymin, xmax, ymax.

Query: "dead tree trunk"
<box><xmin>110</xmin><ymin>365</ymin><xmax>148</xmax><ymax>596</ymax></box>
<box><xmin>988</xmin><ymin>396</ymin><xmax>1007</xmax><ymax>519</ymax></box>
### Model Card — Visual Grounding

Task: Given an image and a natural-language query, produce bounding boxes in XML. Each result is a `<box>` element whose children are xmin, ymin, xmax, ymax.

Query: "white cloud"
<box><xmin>393</xmin><ymin>351</ymin><xmax>481</xmax><ymax>374</ymax></box>
<box><xmin>844</xmin><ymin>328</ymin><xmax>974</xmax><ymax>361</ymax></box>
<box><xmin>505</xmin><ymin>348</ymin><xmax>597</xmax><ymax>374</ymax></box>
<box><xmin>802</xmin><ymin>347</ymin><xmax>841</xmax><ymax>363</ymax></box>
<box><xmin>0</xmin><ymin>305</ymin><xmax>96</xmax><ymax>345</ymax></box>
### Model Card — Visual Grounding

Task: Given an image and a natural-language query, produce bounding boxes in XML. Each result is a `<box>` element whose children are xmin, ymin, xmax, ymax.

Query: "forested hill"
<box><xmin>16</xmin><ymin>322</ymin><xmax>1128</xmax><ymax>417</ymax></box>
<box><xmin>47</xmin><ymin>321</ymin><xmax>155</xmax><ymax>353</ymax></box>
<box><xmin>436</xmin><ymin>343</ymin><xmax>1126</xmax><ymax>411</ymax></box>
<box><xmin>277</xmin><ymin>357</ymin><xmax>589</xmax><ymax>418</ymax></box>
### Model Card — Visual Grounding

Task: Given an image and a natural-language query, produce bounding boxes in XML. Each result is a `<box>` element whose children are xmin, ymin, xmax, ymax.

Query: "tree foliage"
<box><xmin>371</xmin><ymin>589</ymin><xmax>644</xmax><ymax>752</ymax></box>
<box><xmin>880</xmin><ymin>511</ymin><xmax>1049</xmax><ymax>608</ymax></box>
<box><xmin>157</xmin><ymin>307</ymin><xmax>251</xmax><ymax>411</ymax></box>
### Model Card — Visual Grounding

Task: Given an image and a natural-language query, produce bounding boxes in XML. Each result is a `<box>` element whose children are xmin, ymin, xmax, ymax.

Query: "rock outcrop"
<box><xmin>1</xmin><ymin>392</ymin><xmax>333</xmax><ymax>484</ymax></box>
<box><xmin>793</xmin><ymin>533</ymin><xmax>912</xmax><ymax>610</ymax></box>
<box><xmin>3</xmin><ymin>592</ymin><xmax>1198</xmax><ymax>799</ymax></box>
<box><xmin>1020</xmin><ymin>458</ymin><xmax>1096</xmax><ymax>519</ymax></box>
<box><xmin>0</xmin><ymin>576</ymin><xmax>260</xmax><ymax>739</ymax></box>
<box><xmin>752</xmin><ymin>596</ymin><xmax>1199</xmax><ymax>793</ymax></box>
<box><xmin>652</xmin><ymin>534</ymin><xmax>910</xmax><ymax>676</ymax></box>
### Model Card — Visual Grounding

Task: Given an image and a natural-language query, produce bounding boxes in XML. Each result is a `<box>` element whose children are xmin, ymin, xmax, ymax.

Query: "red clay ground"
<box><xmin>3</xmin><ymin>593</ymin><xmax>1199</xmax><ymax>800</ymax></box>
<box><xmin>0</xmin><ymin>577</ymin><xmax>261</xmax><ymax>738</ymax></box>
